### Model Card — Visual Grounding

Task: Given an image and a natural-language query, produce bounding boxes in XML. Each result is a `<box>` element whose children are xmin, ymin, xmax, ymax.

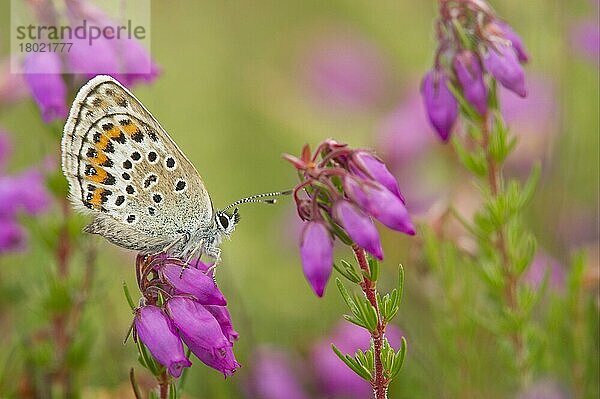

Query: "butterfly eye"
<box><xmin>218</xmin><ymin>214</ymin><xmax>229</xmax><ymax>230</ymax></box>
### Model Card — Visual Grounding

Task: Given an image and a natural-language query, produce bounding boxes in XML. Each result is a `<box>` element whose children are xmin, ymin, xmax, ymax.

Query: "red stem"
<box><xmin>352</xmin><ymin>245</ymin><xmax>388</xmax><ymax>399</ymax></box>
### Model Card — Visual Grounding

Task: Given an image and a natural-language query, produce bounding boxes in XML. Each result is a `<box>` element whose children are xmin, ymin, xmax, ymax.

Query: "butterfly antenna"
<box><xmin>223</xmin><ymin>189</ymin><xmax>292</xmax><ymax>211</ymax></box>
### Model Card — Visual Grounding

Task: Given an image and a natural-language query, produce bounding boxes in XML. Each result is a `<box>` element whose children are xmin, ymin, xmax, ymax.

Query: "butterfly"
<box><xmin>61</xmin><ymin>75</ymin><xmax>287</xmax><ymax>262</ymax></box>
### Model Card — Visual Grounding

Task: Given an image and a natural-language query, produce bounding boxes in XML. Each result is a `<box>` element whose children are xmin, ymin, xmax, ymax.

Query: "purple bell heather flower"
<box><xmin>453</xmin><ymin>51</ymin><xmax>488</xmax><ymax>115</ymax></box>
<box><xmin>333</xmin><ymin>200</ymin><xmax>383</xmax><ymax>260</ymax></box>
<box><xmin>134</xmin><ymin>305</ymin><xmax>191</xmax><ymax>378</ymax></box>
<box><xmin>22</xmin><ymin>52</ymin><xmax>68</xmax><ymax>123</ymax></box>
<box><xmin>193</xmin><ymin>341</ymin><xmax>240</xmax><ymax>377</ymax></box>
<box><xmin>66</xmin><ymin>35</ymin><xmax>122</xmax><ymax>80</ymax></box>
<box><xmin>344</xmin><ymin>177</ymin><xmax>416</xmax><ymax>235</ymax></box>
<box><xmin>351</xmin><ymin>151</ymin><xmax>405</xmax><ymax>202</ymax></box>
<box><xmin>250</xmin><ymin>347</ymin><xmax>309</xmax><ymax>399</ymax></box>
<box><xmin>166</xmin><ymin>296</ymin><xmax>231</xmax><ymax>357</ymax></box>
<box><xmin>421</xmin><ymin>69</ymin><xmax>458</xmax><ymax>141</ymax></box>
<box><xmin>498</xmin><ymin>22</ymin><xmax>529</xmax><ymax>63</ymax></box>
<box><xmin>205</xmin><ymin>305</ymin><xmax>239</xmax><ymax>343</ymax></box>
<box><xmin>160</xmin><ymin>263</ymin><xmax>227</xmax><ymax>305</ymax></box>
<box><xmin>311</xmin><ymin>322</ymin><xmax>403</xmax><ymax>399</ymax></box>
<box><xmin>299</xmin><ymin>221</ymin><xmax>334</xmax><ymax>297</ymax></box>
<box><xmin>0</xmin><ymin>218</ymin><xmax>26</xmax><ymax>253</ymax></box>
<box><xmin>483</xmin><ymin>44</ymin><xmax>527</xmax><ymax>98</ymax></box>
<box><xmin>0</xmin><ymin>60</ymin><xmax>28</xmax><ymax>106</ymax></box>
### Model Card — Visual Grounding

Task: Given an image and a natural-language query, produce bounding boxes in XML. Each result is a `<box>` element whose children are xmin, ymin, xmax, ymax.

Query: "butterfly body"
<box><xmin>61</xmin><ymin>75</ymin><xmax>237</xmax><ymax>260</ymax></box>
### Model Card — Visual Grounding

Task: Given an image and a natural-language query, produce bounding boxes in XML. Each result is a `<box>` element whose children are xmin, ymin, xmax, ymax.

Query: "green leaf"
<box><xmin>336</xmin><ymin>278</ymin><xmax>358</xmax><ymax>313</ymax></box>
<box><xmin>390</xmin><ymin>337</ymin><xmax>407</xmax><ymax>379</ymax></box>
<box><xmin>452</xmin><ymin>137</ymin><xmax>488</xmax><ymax>177</ymax></box>
<box><xmin>397</xmin><ymin>264</ymin><xmax>405</xmax><ymax>304</ymax></box>
<box><xmin>331</xmin><ymin>344</ymin><xmax>372</xmax><ymax>381</ymax></box>
<box><xmin>519</xmin><ymin>163</ymin><xmax>541</xmax><ymax>208</ymax></box>
<box><xmin>366</xmin><ymin>257</ymin><xmax>380</xmax><ymax>282</ymax></box>
<box><xmin>123</xmin><ymin>281</ymin><xmax>136</xmax><ymax>310</ymax></box>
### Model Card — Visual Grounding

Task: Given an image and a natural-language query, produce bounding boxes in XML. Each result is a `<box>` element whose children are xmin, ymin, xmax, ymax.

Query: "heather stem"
<box><xmin>352</xmin><ymin>244</ymin><xmax>388</xmax><ymax>399</ymax></box>
<box><xmin>480</xmin><ymin>112</ymin><xmax>526</xmax><ymax>378</ymax></box>
<box><xmin>158</xmin><ymin>370</ymin><xmax>170</xmax><ymax>399</ymax></box>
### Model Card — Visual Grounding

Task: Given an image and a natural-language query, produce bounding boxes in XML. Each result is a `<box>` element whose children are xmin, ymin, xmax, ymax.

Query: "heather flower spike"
<box><xmin>284</xmin><ymin>139</ymin><xmax>413</xmax><ymax>295</ymax></box>
<box><xmin>132</xmin><ymin>255</ymin><xmax>240</xmax><ymax>378</ymax></box>
<box><xmin>420</xmin><ymin>0</ymin><xmax>529</xmax><ymax>139</ymax></box>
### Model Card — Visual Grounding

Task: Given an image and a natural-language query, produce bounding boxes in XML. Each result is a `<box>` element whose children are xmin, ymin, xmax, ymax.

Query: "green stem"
<box><xmin>352</xmin><ymin>245</ymin><xmax>388</xmax><ymax>399</ymax></box>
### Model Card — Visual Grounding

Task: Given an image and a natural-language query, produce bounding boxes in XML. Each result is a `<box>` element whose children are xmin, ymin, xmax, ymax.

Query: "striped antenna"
<box><xmin>222</xmin><ymin>189</ymin><xmax>292</xmax><ymax>211</ymax></box>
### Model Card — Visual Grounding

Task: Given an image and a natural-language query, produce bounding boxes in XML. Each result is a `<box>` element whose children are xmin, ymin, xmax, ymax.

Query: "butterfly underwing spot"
<box><xmin>92</xmin><ymin>98</ymin><xmax>103</xmax><ymax>107</ymax></box>
<box><xmin>85</xmin><ymin>186</ymin><xmax>112</xmax><ymax>209</ymax></box>
<box><xmin>165</xmin><ymin>156</ymin><xmax>176</xmax><ymax>170</ymax></box>
<box><xmin>143</xmin><ymin>174</ymin><xmax>158</xmax><ymax>189</ymax></box>
<box><xmin>105</xmin><ymin>88</ymin><xmax>115</xmax><ymax>96</ymax></box>
<box><xmin>115</xmin><ymin>195</ymin><xmax>125</xmax><ymax>206</ymax></box>
<box><xmin>86</xmin><ymin>147</ymin><xmax>112</xmax><ymax>167</ymax></box>
<box><xmin>145</xmin><ymin>126</ymin><xmax>159</xmax><ymax>142</ymax></box>
<box><xmin>148</xmin><ymin>207</ymin><xmax>155</xmax><ymax>215</ymax></box>
<box><xmin>126</xmin><ymin>185</ymin><xmax>136</xmax><ymax>195</ymax></box>
<box><xmin>116</xmin><ymin>97</ymin><xmax>128</xmax><ymax>107</ymax></box>
<box><xmin>152</xmin><ymin>193</ymin><xmax>163</xmax><ymax>203</ymax></box>
<box><xmin>120</xmin><ymin>119</ymin><xmax>144</xmax><ymax>142</ymax></box>
<box><xmin>126</xmin><ymin>214</ymin><xmax>136</xmax><ymax>224</ymax></box>
<box><xmin>175</xmin><ymin>180</ymin><xmax>187</xmax><ymax>193</ymax></box>
<box><xmin>122</xmin><ymin>172</ymin><xmax>131</xmax><ymax>180</ymax></box>
<box><xmin>93</xmin><ymin>131</ymin><xmax>115</xmax><ymax>154</ymax></box>
<box><xmin>102</xmin><ymin>123</ymin><xmax>127</xmax><ymax>145</ymax></box>
<box><xmin>147</xmin><ymin>151</ymin><xmax>158</xmax><ymax>163</ymax></box>
<box><xmin>123</xmin><ymin>160</ymin><xmax>133</xmax><ymax>169</ymax></box>
<box><xmin>131</xmin><ymin>151</ymin><xmax>142</xmax><ymax>161</ymax></box>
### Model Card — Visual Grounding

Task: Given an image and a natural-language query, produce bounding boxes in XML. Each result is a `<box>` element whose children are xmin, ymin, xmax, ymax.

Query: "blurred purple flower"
<box><xmin>524</xmin><ymin>252</ymin><xmax>566</xmax><ymax>293</ymax></box>
<box><xmin>571</xmin><ymin>21</ymin><xmax>600</xmax><ymax>65</ymax></box>
<box><xmin>0</xmin><ymin>133</ymin><xmax>51</xmax><ymax>254</ymax></box>
<box><xmin>0</xmin><ymin>218</ymin><xmax>26</xmax><ymax>253</ymax></box>
<box><xmin>22</xmin><ymin>52</ymin><xmax>68</xmax><ymax>123</ymax></box>
<box><xmin>483</xmin><ymin>44</ymin><xmax>527</xmax><ymax>98</ymax></box>
<box><xmin>376</xmin><ymin>89</ymin><xmax>436</xmax><ymax>168</ymax></box>
<box><xmin>116</xmin><ymin>37</ymin><xmax>161</xmax><ymax>86</ymax></box>
<box><xmin>249</xmin><ymin>347</ymin><xmax>310</xmax><ymax>399</ymax></box>
<box><xmin>333</xmin><ymin>200</ymin><xmax>383</xmax><ymax>260</ymax></box>
<box><xmin>453</xmin><ymin>51</ymin><xmax>488</xmax><ymax>115</ymax></box>
<box><xmin>301</xmin><ymin>32</ymin><xmax>389</xmax><ymax>110</ymax></box>
<box><xmin>311</xmin><ymin>322</ymin><xmax>403</xmax><ymax>399</ymax></box>
<box><xmin>421</xmin><ymin>69</ymin><xmax>458</xmax><ymax>141</ymax></box>
<box><xmin>0</xmin><ymin>60</ymin><xmax>28</xmax><ymax>106</ymax></box>
<box><xmin>134</xmin><ymin>305</ymin><xmax>192</xmax><ymax>378</ymax></box>
<box><xmin>516</xmin><ymin>379</ymin><xmax>570</xmax><ymax>399</ymax></box>
<box><xmin>300</xmin><ymin>221</ymin><xmax>334</xmax><ymax>297</ymax></box>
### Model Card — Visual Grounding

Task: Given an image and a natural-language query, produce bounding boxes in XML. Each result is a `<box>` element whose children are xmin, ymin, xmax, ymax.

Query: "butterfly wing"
<box><xmin>61</xmin><ymin>75</ymin><xmax>213</xmax><ymax>253</ymax></box>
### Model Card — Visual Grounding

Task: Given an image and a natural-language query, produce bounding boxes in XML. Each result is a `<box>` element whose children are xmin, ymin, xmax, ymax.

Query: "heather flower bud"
<box><xmin>483</xmin><ymin>45</ymin><xmax>527</xmax><ymax>97</ymax></box>
<box><xmin>23</xmin><ymin>52</ymin><xmax>68</xmax><ymax>123</ymax></box>
<box><xmin>166</xmin><ymin>297</ymin><xmax>232</xmax><ymax>356</ymax></box>
<box><xmin>351</xmin><ymin>151</ymin><xmax>405</xmax><ymax>202</ymax></box>
<box><xmin>498</xmin><ymin>22</ymin><xmax>529</xmax><ymax>63</ymax></box>
<box><xmin>453</xmin><ymin>51</ymin><xmax>488</xmax><ymax>115</ymax></box>
<box><xmin>333</xmin><ymin>200</ymin><xmax>383</xmax><ymax>260</ymax></box>
<box><xmin>344</xmin><ymin>177</ymin><xmax>415</xmax><ymax>236</ymax></box>
<box><xmin>421</xmin><ymin>69</ymin><xmax>458</xmax><ymax>141</ymax></box>
<box><xmin>161</xmin><ymin>263</ymin><xmax>226</xmax><ymax>305</ymax></box>
<box><xmin>205</xmin><ymin>305</ymin><xmax>240</xmax><ymax>343</ymax></box>
<box><xmin>134</xmin><ymin>305</ymin><xmax>191</xmax><ymax>378</ymax></box>
<box><xmin>300</xmin><ymin>221</ymin><xmax>334</xmax><ymax>297</ymax></box>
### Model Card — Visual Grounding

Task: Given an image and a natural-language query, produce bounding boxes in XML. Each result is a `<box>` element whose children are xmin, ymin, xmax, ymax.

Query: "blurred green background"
<box><xmin>0</xmin><ymin>0</ymin><xmax>598</xmax><ymax>398</ymax></box>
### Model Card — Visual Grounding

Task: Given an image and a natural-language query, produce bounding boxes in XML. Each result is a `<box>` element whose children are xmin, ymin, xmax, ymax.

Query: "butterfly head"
<box><xmin>214</xmin><ymin>208</ymin><xmax>240</xmax><ymax>236</ymax></box>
